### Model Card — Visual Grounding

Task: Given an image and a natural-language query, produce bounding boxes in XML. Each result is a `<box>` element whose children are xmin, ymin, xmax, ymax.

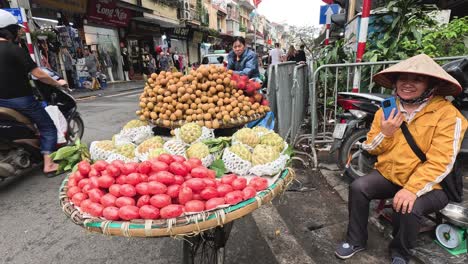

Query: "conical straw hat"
<box><xmin>373</xmin><ymin>54</ymin><xmax>462</xmax><ymax>96</ymax></box>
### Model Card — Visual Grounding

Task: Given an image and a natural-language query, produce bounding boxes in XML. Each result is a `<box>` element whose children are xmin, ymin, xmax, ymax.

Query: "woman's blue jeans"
<box><xmin>0</xmin><ymin>96</ymin><xmax>57</xmax><ymax>154</ymax></box>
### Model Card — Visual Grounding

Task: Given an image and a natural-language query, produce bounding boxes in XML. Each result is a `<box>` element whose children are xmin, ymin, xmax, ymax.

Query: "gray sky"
<box><xmin>256</xmin><ymin>0</ymin><xmax>323</xmax><ymax>27</ymax></box>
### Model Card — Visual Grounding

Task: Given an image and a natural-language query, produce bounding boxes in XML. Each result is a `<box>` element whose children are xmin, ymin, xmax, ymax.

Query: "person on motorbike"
<box><xmin>335</xmin><ymin>54</ymin><xmax>468</xmax><ymax>264</ymax></box>
<box><xmin>0</xmin><ymin>10</ymin><xmax>67</xmax><ymax>176</ymax></box>
<box><xmin>227</xmin><ymin>36</ymin><xmax>260</xmax><ymax>80</ymax></box>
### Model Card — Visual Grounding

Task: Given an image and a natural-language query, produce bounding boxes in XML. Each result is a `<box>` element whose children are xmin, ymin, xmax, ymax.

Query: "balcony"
<box><xmin>238</xmin><ymin>0</ymin><xmax>255</xmax><ymax>10</ymax></box>
<box><xmin>179</xmin><ymin>8</ymin><xmax>202</xmax><ymax>26</ymax></box>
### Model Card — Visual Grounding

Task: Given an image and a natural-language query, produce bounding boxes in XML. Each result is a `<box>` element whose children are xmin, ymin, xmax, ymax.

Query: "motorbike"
<box><xmin>0</xmin><ymin>68</ymin><xmax>84</xmax><ymax>180</ymax></box>
<box><xmin>332</xmin><ymin>58</ymin><xmax>468</xmax><ymax>179</ymax></box>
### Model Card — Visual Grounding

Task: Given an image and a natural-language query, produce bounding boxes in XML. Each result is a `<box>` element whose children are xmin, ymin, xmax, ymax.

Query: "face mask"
<box><xmin>397</xmin><ymin>87</ymin><xmax>435</xmax><ymax>105</ymax></box>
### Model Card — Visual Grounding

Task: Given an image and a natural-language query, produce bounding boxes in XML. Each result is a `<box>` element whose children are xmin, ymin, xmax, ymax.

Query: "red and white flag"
<box><xmin>253</xmin><ymin>0</ymin><xmax>262</xmax><ymax>8</ymax></box>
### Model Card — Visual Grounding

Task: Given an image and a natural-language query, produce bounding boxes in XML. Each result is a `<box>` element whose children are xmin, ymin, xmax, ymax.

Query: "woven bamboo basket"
<box><xmin>149</xmin><ymin>113</ymin><xmax>266</xmax><ymax>129</ymax></box>
<box><xmin>59</xmin><ymin>168</ymin><xmax>295</xmax><ymax>238</ymax></box>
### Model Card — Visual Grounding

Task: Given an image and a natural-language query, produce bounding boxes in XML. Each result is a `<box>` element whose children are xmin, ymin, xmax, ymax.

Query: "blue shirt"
<box><xmin>227</xmin><ymin>49</ymin><xmax>260</xmax><ymax>79</ymax></box>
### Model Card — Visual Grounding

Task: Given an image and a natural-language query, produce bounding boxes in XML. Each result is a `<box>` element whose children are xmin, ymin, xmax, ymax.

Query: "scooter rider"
<box><xmin>0</xmin><ymin>10</ymin><xmax>66</xmax><ymax>176</ymax></box>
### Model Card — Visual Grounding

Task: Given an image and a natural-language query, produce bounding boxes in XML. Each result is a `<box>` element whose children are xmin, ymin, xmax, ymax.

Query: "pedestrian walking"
<box><xmin>286</xmin><ymin>45</ymin><xmax>296</xmax><ymax>62</ymax></box>
<box><xmin>295</xmin><ymin>44</ymin><xmax>307</xmax><ymax>63</ymax></box>
<box><xmin>159</xmin><ymin>52</ymin><xmax>170</xmax><ymax>72</ymax></box>
<box><xmin>83</xmin><ymin>47</ymin><xmax>100</xmax><ymax>90</ymax></box>
<box><xmin>268</xmin><ymin>43</ymin><xmax>283</xmax><ymax>66</ymax></box>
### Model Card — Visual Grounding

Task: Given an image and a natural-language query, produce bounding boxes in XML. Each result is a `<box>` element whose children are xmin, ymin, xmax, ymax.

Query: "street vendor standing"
<box><xmin>227</xmin><ymin>36</ymin><xmax>260</xmax><ymax>79</ymax></box>
<box><xmin>335</xmin><ymin>54</ymin><xmax>467</xmax><ymax>264</ymax></box>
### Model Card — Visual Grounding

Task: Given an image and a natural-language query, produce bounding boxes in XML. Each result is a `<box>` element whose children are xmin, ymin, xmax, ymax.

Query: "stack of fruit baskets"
<box><xmin>137</xmin><ymin>65</ymin><xmax>270</xmax><ymax>129</ymax></box>
<box><xmin>62</xmin><ymin>119</ymin><xmax>294</xmax><ymax>237</ymax></box>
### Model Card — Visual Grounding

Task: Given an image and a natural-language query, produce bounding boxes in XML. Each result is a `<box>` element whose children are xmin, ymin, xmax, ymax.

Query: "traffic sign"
<box><xmin>319</xmin><ymin>4</ymin><xmax>339</xmax><ymax>25</ymax></box>
<box><xmin>3</xmin><ymin>8</ymin><xmax>23</xmax><ymax>24</ymax></box>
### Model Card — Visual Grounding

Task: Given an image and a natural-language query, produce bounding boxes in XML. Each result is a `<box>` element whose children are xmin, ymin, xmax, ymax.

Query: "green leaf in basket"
<box><xmin>209</xmin><ymin>159</ymin><xmax>226</xmax><ymax>178</ymax></box>
<box><xmin>54</xmin><ymin>146</ymin><xmax>79</xmax><ymax>160</ymax></box>
<box><xmin>71</xmin><ymin>163</ymin><xmax>79</xmax><ymax>173</ymax></box>
<box><xmin>57</xmin><ymin>160</ymin><xmax>69</xmax><ymax>173</ymax></box>
<box><xmin>49</xmin><ymin>151</ymin><xmax>57</xmax><ymax>160</ymax></box>
<box><xmin>74</xmin><ymin>138</ymin><xmax>81</xmax><ymax>147</ymax></box>
<box><xmin>64</xmin><ymin>163</ymin><xmax>73</xmax><ymax>172</ymax></box>
<box><xmin>66</xmin><ymin>153</ymin><xmax>81</xmax><ymax>163</ymax></box>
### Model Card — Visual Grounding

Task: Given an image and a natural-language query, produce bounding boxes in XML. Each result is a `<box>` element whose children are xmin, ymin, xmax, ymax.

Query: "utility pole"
<box><xmin>351</xmin><ymin>0</ymin><xmax>371</xmax><ymax>93</ymax></box>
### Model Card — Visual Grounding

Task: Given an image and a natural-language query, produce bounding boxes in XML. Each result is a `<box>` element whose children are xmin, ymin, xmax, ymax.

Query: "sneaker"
<box><xmin>335</xmin><ymin>242</ymin><xmax>365</xmax><ymax>259</ymax></box>
<box><xmin>391</xmin><ymin>257</ymin><xmax>407</xmax><ymax>264</ymax></box>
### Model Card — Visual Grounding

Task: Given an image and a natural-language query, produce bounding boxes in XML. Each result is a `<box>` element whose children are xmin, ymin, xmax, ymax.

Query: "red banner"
<box><xmin>87</xmin><ymin>0</ymin><xmax>132</xmax><ymax>27</ymax></box>
<box><xmin>253</xmin><ymin>0</ymin><xmax>262</xmax><ymax>8</ymax></box>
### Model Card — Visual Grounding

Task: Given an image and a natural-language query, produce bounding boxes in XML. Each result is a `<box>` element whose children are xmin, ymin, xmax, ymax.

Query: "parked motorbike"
<box><xmin>332</xmin><ymin>58</ymin><xmax>468</xmax><ymax>179</ymax></box>
<box><xmin>331</xmin><ymin>92</ymin><xmax>390</xmax><ymax>178</ymax></box>
<box><xmin>0</xmin><ymin>68</ymin><xmax>84</xmax><ymax>180</ymax></box>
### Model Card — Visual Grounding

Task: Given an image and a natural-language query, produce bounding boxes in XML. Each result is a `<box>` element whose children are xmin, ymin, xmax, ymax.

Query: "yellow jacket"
<box><xmin>362</xmin><ymin>96</ymin><xmax>468</xmax><ymax>197</ymax></box>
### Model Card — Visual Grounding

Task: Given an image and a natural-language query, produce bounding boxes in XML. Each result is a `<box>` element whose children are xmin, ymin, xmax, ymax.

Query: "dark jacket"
<box><xmin>295</xmin><ymin>50</ymin><xmax>306</xmax><ymax>63</ymax></box>
<box><xmin>227</xmin><ymin>49</ymin><xmax>260</xmax><ymax>79</ymax></box>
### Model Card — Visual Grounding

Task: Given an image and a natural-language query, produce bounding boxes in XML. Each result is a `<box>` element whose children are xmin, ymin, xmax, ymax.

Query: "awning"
<box><xmin>132</xmin><ymin>13</ymin><xmax>181</xmax><ymax>28</ymax></box>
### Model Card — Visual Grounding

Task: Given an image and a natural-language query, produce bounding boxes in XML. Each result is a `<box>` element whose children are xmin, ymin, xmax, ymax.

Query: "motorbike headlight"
<box><xmin>349</xmin><ymin>109</ymin><xmax>367</xmax><ymax>119</ymax></box>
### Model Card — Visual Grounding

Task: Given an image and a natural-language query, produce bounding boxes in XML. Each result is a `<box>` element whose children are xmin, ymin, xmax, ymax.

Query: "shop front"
<box><xmin>83</xmin><ymin>0</ymin><xmax>133</xmax><ymax>83</ymax></box>
<box><xmin>30</xmin><ymin>0</ymin><xmax>88</xmax><ymax>89</ymax></box>
<box><xmin>126</xmin><ymin>20</ymin><xmax>162</xmax><ymax>79</ymax></box>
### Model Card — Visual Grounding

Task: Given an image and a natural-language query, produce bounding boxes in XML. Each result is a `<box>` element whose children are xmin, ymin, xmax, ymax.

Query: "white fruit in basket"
<box><xmin>229</xmin><ymin>144</ymin><xmax>252</xmax><ymax>162</ymax></box>
<box><xmin>233</xmin><ymin>128</ymin><xmax>260</xmax><ymax>148</ymax></box>
<box><xmin>137</xmin><ymin>136</ymin><xmax>164</xmax><ymax>153</ymax></box>
<box><xmin>115</xmin><ymin>143</ymin><xmax>136</xmax><ymax>159</ymax></box>
<box><xmin>123</xmin><ymin>119</ymin><xmax>148</xmax><ymax>129</ymax></box>
<box><xmin>186</xmin><ymin>142</ymin><xmax>210</xmax><ymax>159</ymax></box>
<box><xmin>252</xmin><ymin>144</ymin><xmax>280</xmax><ymax>166</ymax></box>
<box><xmin>252</xmin><ymin>126</ymin><xmax>272</xmax><ymax>135</ymax></box>
<box><xmin>180</xmin><ymin>123</ymin><xmax>203</xmax><ymax>144</ymax></box>
<box><xmin>147</xmin><ymin>148</ymin><xmax>168</xmax><ymax>159</ymax></box>
<box><xmin>260</xmin><ymin>132</ymin><xmax>285</xmax><ymax>153</ymax></box>
<box><xmin>95</xmin><ymin>140</ymin><xmax>114</xmax><ymax>151</ymax></box>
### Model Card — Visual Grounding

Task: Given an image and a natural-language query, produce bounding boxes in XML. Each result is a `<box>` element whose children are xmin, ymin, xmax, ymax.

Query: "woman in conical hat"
<box><xmin>335</xmin><ymin>54</ymin><xmax>467</xmax><ymax>263</ymax></box>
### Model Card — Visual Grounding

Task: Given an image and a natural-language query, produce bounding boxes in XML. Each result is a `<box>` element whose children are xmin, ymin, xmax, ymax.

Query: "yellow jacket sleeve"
<box><xmin>405</xmin><ymin>110</ymin><xmax>468</xmax><ymax>197</ymax></box>
<box><xmin>361</xmin><ymin>109</ymin><xmax>394</xmax><ymax>155</ymax></box>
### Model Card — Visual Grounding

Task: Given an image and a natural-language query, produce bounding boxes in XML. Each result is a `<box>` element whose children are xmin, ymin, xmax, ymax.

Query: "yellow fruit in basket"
<box><xmin>233</xmin><ymin>128</ymin><xmax>260</xmax><ymax>148</ymax></box>
<box><xmin>148</xmin><ymin>148</ymin><xmax>168</xmax><ymax>159</ymax></box>
<box><xmin>116</xmin><ymin>144</ymin><xmax>136</xmax><ymax>159</ymax></box>
<box><xmin>180</xmin><ymin>123</ymin><xmax>202</xmax><ymax>144</ymax></box>
<box><xmin>137</xmin><ymin>136</ymin><xmax>164</xmax><ymax>154</ymax></box>
<box><xmin>251</xmin><ymin>145</ymin><xmax>280</xmax><ymax>166</ymax></box>
<box><xmin>260</xmin><ymin>132</ymin><xmax>285</xmax><ymax>153</ymax></box>
<box><xmin>253</xmin><ymin>126</ymin><xmax>271</xmax><ymax>135</ymax></box>
<box><xmin>95</xmin><ymin>140</ymin><xmax>114</xmax><ymax>151</ymax></box>
<box><xmin>186</xmin><ymin>142</ymin><xmax>210</xmax><ymax>159</ymax></box>
<box><xmin>124</xmin><ymin>119</ymin><xmax>148</xmax><ymax>129</ymax></box>
<box><xmin>229</xmin><ymin>144</ymin><xmax>252</xmax><ymax>162</ymax></box>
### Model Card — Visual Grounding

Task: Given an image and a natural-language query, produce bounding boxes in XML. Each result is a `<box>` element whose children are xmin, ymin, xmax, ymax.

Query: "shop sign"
<box><xmin>32</xmin><ymin>0</ymin><xmax>87</xmax><ymax>14</ymax></box>
<box><xmin>87</xmin><ymin>0</ymin><xmax>132</xmax><ymax>27</ymax></box>
<box><xmin>129</xmin><ymin>21</ymin><xmax>161</xmax><ymax>36</ymax></box>
<box><xmin>170</xmin><ymin>28</ymin><xmax>191</xmax><ymax>39</ymax></box>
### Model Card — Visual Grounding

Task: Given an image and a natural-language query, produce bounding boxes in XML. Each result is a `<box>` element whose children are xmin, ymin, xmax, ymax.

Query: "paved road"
<box><xmin>0</xmin><ymin>91</ymin><xmax>278</xmax><ymax>264</ymax></box>
<box><xmin>0</xmin><ymin>91</ymin><xmax>390</xmax><ymax>264</ymax></box>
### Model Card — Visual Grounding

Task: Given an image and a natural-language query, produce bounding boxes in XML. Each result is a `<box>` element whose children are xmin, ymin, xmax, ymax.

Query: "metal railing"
<box><xmin>266</xmin><ymin>55</ymin><xmax>466</xmax><ymax>169</ymax></box>
<box><xmin>308</xmin><ymin>56</ymin><xmax>467</xmax><ymax>148</ymax></box>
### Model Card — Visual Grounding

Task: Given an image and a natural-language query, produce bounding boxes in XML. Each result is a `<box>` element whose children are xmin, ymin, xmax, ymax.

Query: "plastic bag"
<box><xmin>44</xmin><ymin>105</ymin><xmax>68</xmax><ymax>144</ymax></box>
<box><xmin>247</xmin><ymin>111</ymin><xmax>275</xmax><ymax>130</ymax></box>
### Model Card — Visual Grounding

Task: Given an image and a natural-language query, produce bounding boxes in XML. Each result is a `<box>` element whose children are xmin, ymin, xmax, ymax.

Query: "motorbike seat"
<box><xmin>0</xmin><ymin>107</ymin><xmax>32</xmax><ymax>125</ymax></box>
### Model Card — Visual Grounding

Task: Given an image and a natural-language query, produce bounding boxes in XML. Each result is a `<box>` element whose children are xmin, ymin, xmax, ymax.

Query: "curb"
<box><xmin>73</xmin><ymin>86</ymin><xmax>143</xmax><ymax>99</ymax></box>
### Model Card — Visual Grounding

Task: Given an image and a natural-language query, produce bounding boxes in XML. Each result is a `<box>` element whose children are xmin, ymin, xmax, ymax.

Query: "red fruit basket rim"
<box><xmin>59</xmin><ymin>168</ymin><xmax>295</xmax><ymax>238</ymax></box>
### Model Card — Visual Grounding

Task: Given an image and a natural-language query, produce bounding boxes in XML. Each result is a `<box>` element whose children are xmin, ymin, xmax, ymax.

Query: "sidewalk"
<box><xmin>70</xmin><ymin>80</ymin><xmax>145</xmax><ymax>99</ymax></box>
<box><xmin>273</xmin><ymin>162</ymin><xmax>390</xmax><ymax>264</ymax></box>
<box><xmin>317</xmin><ymin>151</ymin><xmax>468</xmax><ymax>264</ymax></box>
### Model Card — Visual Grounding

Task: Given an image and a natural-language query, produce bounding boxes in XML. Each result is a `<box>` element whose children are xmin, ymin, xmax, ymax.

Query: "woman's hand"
<box><xmin>393</xmin><ymin>188</ymin><xmax>417</xmax><ymax>214</ymax></box>
<box><xmin>381</xmin><ymin>109</ymin><xmax>404</xmax><ymax>137</ymax></box>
